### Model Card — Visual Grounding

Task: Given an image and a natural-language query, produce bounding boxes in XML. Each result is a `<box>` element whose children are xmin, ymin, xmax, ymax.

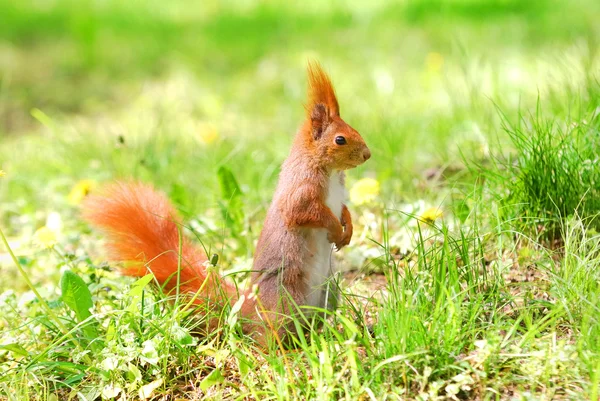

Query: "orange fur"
<box><xmin>83</xmin><ymin>62</ymin><xmax>370</xmax><ymax>345</ymax></box>
<box><xmin>82</xmin><ymin>182</ymin><xmax>239</xmax><ymax>304</ymax></box>
<box><xmin>306</xmin><ymin>61</ymin><xmax>339</xmax><ymax>117</ymax></box>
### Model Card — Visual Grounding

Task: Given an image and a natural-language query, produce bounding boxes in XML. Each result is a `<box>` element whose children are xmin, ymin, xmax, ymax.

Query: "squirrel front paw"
<box><xmin>327</xmin><ymin>225</ymin><xmax>344</xmax><ymax>249</ymax></box>
<box><xmin>327</xmin><ymin>230</ymin><xmax>341</xmax><ymax>245</ymax></box>
<box><xmin>328</xmin><ymin>224</ymin><xmax>351</xmax><ymax>251</ymax></box>
<box><xmin>337</xmin><ymin>226</ymin><xmax>352</xmax><ymax>250</ymax></box>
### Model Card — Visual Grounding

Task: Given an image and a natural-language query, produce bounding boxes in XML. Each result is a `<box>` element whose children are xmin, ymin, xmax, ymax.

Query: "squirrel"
<box><xmin>83</xmin><ymin>62</ymin><xmax>371</xmax><ymax>345</ymax></box>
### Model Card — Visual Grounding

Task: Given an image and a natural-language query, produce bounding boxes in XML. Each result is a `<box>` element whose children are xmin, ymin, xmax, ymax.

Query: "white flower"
<box><xmin>140</xmin><ymin>340</ymin><xmax>159</xmax><ymax>366</ymax></box>
<box><xmin>102</xmin><ymin>383</ymin><xmax>122</xmax><ymax>399</ymax></box>
<box><xmin>101</xmin><ymin>356</ymin><xmax>119</xmax><ymax>371</ymax></box>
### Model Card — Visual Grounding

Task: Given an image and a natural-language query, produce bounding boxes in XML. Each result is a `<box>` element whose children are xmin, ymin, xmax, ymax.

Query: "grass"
<box><xmin>1</xmin><ymin>0</ymin><xmax>600</xmax><ymax>399</ymax></box>
<box><xmin>488</xmin><ymin>102</ymin><xmax>600</xmax><ymax>240</ymax></box>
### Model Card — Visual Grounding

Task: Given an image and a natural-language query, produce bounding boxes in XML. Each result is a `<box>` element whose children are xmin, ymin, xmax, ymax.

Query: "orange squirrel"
<box><xmin>83</xmin><ymin>62</ymin><xmax>370</xmax><ymax>344</ymax></box>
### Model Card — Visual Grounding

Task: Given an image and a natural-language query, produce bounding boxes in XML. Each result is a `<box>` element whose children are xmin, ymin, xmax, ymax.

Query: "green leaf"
<box><xmin>227</xmin><ymin>295</ymin><xmax>245</xmax><ymax>327</ymax></box>
<box><xmin>0</xmin><ymin>343</ymin><xmax>30</xmax><ymax>357</ymax></box>
<box><xmin>200</xmin><ymin>368</ymin><xmax>225</xmax><ymax>391</ymax></box>
<box><xmin>128</xmin><ymin>274</ymin><xmax>154</xmax><ymax>298</ymax></box>
<box><xmin>217</xmin><ymin>166</ymin><xmax>242</xmax><ymax>201</ymax></box>
<box><xmin>234</xmin><ymin>350</ymin><xmax>252</xmax><ymax>376</ymax></box>
<box><xmin>454</xmin><ymin>199</ymin><xmax>470</xmax><ymax>224</ymax></box>
<box><xmin>60</xmin><ymin>270</ymin><xmax>100</xmax><ymax>349</ymax></box>
<box><xmin>77</xmin><ymin>386</ymin><xmax>102</xmax><ymax>401</ymax></box>
<box><xmin>172</xmin><ymin>324</ymin><xmax>194</xmax><ymax>346</ymax></box>
<box><xmin>106</xmin><ymin>321</ymin><xmax>116</xmax><ymax>342</ymax></box>
<box><xmin>61</xmin><ymin>270</ymin><xmax>94</xmax><ymax>322</ymax></box>
<box><xmin>217</xmin><ymin>166</ymin><xmax>244</xmax><ymax>235</ymax></box>
<box><xmin>170</xmin><ymin>182</ymin><xmax>188</xmax><ymax>202</ymax></box>
<box><xmin>139</xmin><ymin>378</ymin><xmax>164</xmax><ymax>400</ymax></box>
<box><xmin>335</xmin><ymin>312</ymin><xmax>361</xmax><ymax>337</ymax></box>
<box><xmin>127</xmin><ymin>274</ymin><xmax>154</xmax><ymax>315</ymax></box>
<box><xmin>127</xmin><ymin>362</ymin><xmax>142</xmax><ymax>383</ymax></box>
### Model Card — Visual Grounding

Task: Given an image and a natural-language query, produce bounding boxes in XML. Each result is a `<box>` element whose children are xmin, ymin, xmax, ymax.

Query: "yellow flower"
<box><xmin>68</xmin><ymin>179</ymin><xmax>96</xmax><ymax>205</ymax></box>
<box><xmin>420</xmin><ymin>207</ymin><xmax>443</xmax><ymax>223</ymax></box>
<box><xmin>0</xmin><ymin>169</ymin><xmax>5</xmax><ymax>177</ymax></box>
<box><xmin>349</xmin><ymin>178</ymin><xmax>380</xmax><ymax>205</ymax></box>
<box><xmin>33</xmin><ymin>226</ymin><xmax>58</xmax><ymax>249</ymax></box>
<box><xmin>198</xmin><ymin>123</ymin><xmax>219</xmax><ymax>145</ymax></box>
<box><xmin>425</xmin><ymin>52</ymin><xmax>444</xmax><ymax>74</ymax></box>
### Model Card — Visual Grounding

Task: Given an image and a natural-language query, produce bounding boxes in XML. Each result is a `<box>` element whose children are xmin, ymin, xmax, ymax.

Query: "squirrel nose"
<box><xmin>362</xmin><ymin>148</ymin><xmax>371</xmax><ymax>161</ymax></box>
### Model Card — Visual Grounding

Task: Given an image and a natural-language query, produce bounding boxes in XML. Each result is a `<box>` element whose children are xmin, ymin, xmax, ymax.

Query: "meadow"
<box><xmin>1</xmin><ymin>0</ymin><xmax>600</xmax><ymax>399</ymax></box>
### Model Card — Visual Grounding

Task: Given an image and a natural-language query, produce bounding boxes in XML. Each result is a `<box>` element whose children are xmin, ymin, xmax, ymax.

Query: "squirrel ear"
<box><xmin>306</xmin><ymin>61</ymin><xmax>339</xmax><ymax>118</ymax></box>
<box><xmin>310</xmin><ymin>103</ymin><xmax>330</xmax><ymax>140</ymax></box>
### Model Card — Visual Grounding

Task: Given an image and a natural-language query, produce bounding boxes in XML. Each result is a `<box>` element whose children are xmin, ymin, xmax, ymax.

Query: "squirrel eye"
<box><xmin>335</xmin><ymin>136</ymin><xmax>347</xmax><ymax>145</ymax></box>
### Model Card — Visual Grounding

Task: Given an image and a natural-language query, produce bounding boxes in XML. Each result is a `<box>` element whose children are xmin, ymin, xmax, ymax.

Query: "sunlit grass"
<box><xmin>1</xmin><ymin>0</ymin><xmax>600</xmax><ymax>399</ymax></box>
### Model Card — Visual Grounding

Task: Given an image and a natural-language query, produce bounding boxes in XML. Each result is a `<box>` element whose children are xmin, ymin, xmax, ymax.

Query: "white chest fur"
<box><xmin>304</xmin><ymin>171</ymin><xmax>346</xmax><ymax>310</ymax></box>
<box><xmin>325</xmin><ymin>172</ymin><xmax>345</xmax><ymax>220</ymax></box>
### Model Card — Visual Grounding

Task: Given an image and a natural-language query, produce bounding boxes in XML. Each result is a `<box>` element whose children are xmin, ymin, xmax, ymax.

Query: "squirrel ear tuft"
<box><xmin>305</xmin><ymin>61</ymin><xmax>339</xmax><ymax>119</ymax></box>
<box><xmin>310</xmin><ymin>103</ymin><xmax>330</xmax><ymax>140</ymax></box>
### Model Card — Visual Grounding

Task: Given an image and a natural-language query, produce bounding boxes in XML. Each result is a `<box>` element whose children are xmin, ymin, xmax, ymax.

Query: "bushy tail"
<box><xmin>82</xmin><ymin>182</ymin><xmax>239</xmax><ymax>306</ymax></box>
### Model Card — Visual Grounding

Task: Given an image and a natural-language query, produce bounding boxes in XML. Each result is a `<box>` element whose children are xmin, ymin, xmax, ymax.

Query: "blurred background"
<box><xmin>1</xmin><ymin>0</ymin><xmax>599</xmax><ymax>288</ymax></box>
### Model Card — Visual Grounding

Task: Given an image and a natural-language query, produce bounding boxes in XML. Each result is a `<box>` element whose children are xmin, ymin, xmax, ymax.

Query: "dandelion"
<box><xmin>198</xmin><ymin>123</ymin><xmax>219</xmax><ymax>145</ymax></box>
<box><xmin>349</xmin><ymin>178</ymin><xmax>380</xmax><ymax>205</ymax></box>
<box><xmin>33</xmin><ymin>226</ymin><xmax>58</xmax><ymax>249</ymax></box>
<box><xmin>420</xmin><ymin>207</ymin><xmax>443</xmax><ymax>223</ymax></box>
<box><xmin>425</xmin><ymin>52</ymin><xmax>444</xmax><ymax>74</ymax></box>
<box><xmin>68</xmin><ymin>179</ymin><xmax>96</xmax><ymax>205</ymax></box>
<box><xmin>0</xmin><ymin>169</ymin><xmax>6</xmax><ymax>177</ymax></box>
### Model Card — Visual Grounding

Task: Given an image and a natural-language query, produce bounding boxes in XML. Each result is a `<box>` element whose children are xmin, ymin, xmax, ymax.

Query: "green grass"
<box><xmin>485</xmin><ymin>101</ymin><xmax>600</xmax><ymax>240</ymax></box>
<box><xmin>1</xmin><ymin>0</ymin><xmax>600</xmax><ymax>399</ymax></box>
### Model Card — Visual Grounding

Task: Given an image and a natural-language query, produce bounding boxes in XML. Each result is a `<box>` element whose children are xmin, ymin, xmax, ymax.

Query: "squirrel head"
<box><xmin>304</xmin><ymin>61</ymin><xmax>371</xmax><ymax>171</ymax></box>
